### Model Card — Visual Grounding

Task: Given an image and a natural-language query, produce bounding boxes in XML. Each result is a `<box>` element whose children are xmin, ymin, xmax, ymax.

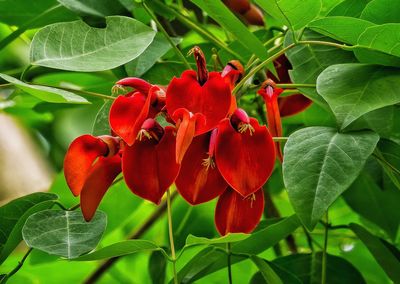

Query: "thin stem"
<box><xmin>303</xmin><ymin>226</ymin><xmax>314</xmax><ymax>253</ymax></box>
<box><xmin>68</xmin><ymin>204</ymin><xmax>80</xmax><ymax>211</ymax></box>
<box><xmin>321</xmin><ymin>212</ymin><xmax>328</xmax><ymax>284</ymax></box>
<box><xmin>53</xmin><ymin>201</ymin><xmax>68</xmax><ymax>210</ymax></box>
<box><xmin>20</xmin><ymin>65</ymin><xmax>33</xmax><ymax>81</ymax></box>
<box><xmin>246</xmin><ymin>33</ymin><xmax>284</xmax><ymax>68</ymax></box>
<box><xmin>35</xmin><ymin>84</ymin><xmax>116</xmax><ymax>100</ymax></box>
<box><xmin>167</xmin><ymin>189</ymin><xmax>178</xmax><ymax>284</ymax></box>
<box><xmin>227</xmin><ymin>242</ymin><xmax>233</xmax><ymax>284</ymax></box>
<box><xmin>276</xmin><ymin>83</ymin><xmax>316</xmax><ymax>88</ymax></box>
<box><xmin>298</xmin><ymin>40</ymin><xmax>355</xmax><ymax>51</ymax></box>
<box><xmin>4</xmin><ymin>248</ymin><xmax>33</xmax><ymax>281</ymax></box>
<box><xmin>143</xmin><ymin>1</ymin><xmax>192</xmax><ymax>70</ymax></box>
<box><xmin>0</xmin><ymin>83</ymin><xmax>12</xmax><ymax>88</ymax></box>
<box><xmin>272</xmin><ymin>137</ymin><xmax>288</xmax><ymax>142</ymax></box>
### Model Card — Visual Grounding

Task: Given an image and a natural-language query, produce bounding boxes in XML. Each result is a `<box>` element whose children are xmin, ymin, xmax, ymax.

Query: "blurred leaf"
<box><xmin>343</xmin><ymin>171</ymin><xmax>400</xmax><ymax>240</ymax></box>
<box><xmin>92</xmin><ymin>99</ymin><xmax>113</xmax><ymax>136</ymax></box>
<box><xmin>283</xmin><ymin>127</ymin><xmax>379</xmax><ymax>230</ymax></box>
<box><xmin>73</xmin><ymin>240</ymin><xmax>162</xmax><ymax>261</ymax></box>
<box><xmin>185</xmin><ymin>233</ymin><xmax>249</xmax><ymax>246</ymax></box>
<box><xmin>30</xmin><ymin>16</ymin><xmax>156</xmax><ymax>72</ymax></box>
<box><xmin>360</xmin><ymin>0</ymin><xmax>400</xmax><ymax>24</ymax></box>
<box><xmin>317</xmin><ymin>64</ymin><xmax>400</xmax><ymax>129</ymax></box>
<box><xmin>125</xmin><ymin>33</ymin><xmax>181</xmax><ymax>77</ymax></box>
<box><xmin>0</xmin><ymin>73</ymin><xmax>89</xmax><ymax>104</ymax></box>
<box><xmin>272</xmin><ymin>252</ymin><xmax>366</xmax><ymax>283</ymax></box>
<box><xmin>308</xmin><ymin>16</ymin><xmax>375</xmax><ymax>45</ymax></box>
<box><xmin>350</xmin><ymin>223</ymin><xmax>400</xmax><ymax>283</ymax></box>
<box><xmin>328</xmin><ymin>0</ymin><xmax>369</xmax><ymax>17</ymax></box>
<box><xmin>250</xmin><ymin>261</ymin><xmax>302</xmax><ymax>284</ymax></box>
<box><xmin>58</xmin><ymin>0</ymin><xmax>127</xmax><ymax>17</ymax></box>
<box><xmin>191</xmin><ymin>0</ymin><xmax>267</xmax><ymax>60</ymax></box>
<box><xmin>149</xmin><ymin>250</ymin><xmax>167</xmax><ymax>284</ymax></box>
<box><xmin>0</xmin><ymin>193</ymin><xmax>58</xmax><ymax>264</ymax></box>
<box><xmin>22</xmin><ymin>210</ymin><xmax>106</xmax><ymax>259</ymax></box>
<box><xmin>284</xmin><ymin>29</ymin><xmax>356</xmax><ymax>109</ymax></box>
<box><xmin>250</xmin><ymin>256</ymin><xmax>283</xmax><ymax>284</ymax></box>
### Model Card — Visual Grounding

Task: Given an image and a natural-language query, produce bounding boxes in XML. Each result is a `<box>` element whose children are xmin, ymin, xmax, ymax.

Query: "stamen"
<box><xmin>111</xmin><ymin>84</ymin><xmax>126</xmax><ymax>95</ymax></box>
<box><xmin>136</xmin><ymin>129</ymin><xmax>153</xmax><ymax>141</ymax></box>
<box><xmin>238</xmin><ymin>122</ymin><xmax>255</xmax><ymax>135</ymax></box>
<box><xmin>247</xmin><ymin>193</ymin><xmax>256</xmax><ymax>208</ymax></box>
<box><xmin>201</xmin><ymin>155</ymin><xmax>216</xmax><ymax>171</ymax></box>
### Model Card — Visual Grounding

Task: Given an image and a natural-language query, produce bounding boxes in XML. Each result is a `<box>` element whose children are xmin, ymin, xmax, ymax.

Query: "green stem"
<box><xmin>35</xmin><ymin>84</ymin><xmax>116</xmax><ymax>100</ymax></box>
<box><xmin>3</xmin><ymin>248</ymin><xmax>33</xmax><ymax>281</ymax></box>
<box><xmin>276</xmin><ymin>83</ymin><xmax>316</xmax><ymax>88</ymax></box>
<box><xmin>143</xmin><ymin>1</ymin><xmax>192</xmax><ymax>70</ymax></box>
<box><xmin>227</xmin><ymin>242</ymin><xmax>233</xmax><ymax>284</ymax></box>
<box><xmin>167</xmin><ymin>189</ymin><xmax>178</xmax><ymax>284</ymax></box>
<box><xmin>321</xmin><ymin>212</ymin><xmax>328</xmax><ymax>284</ymax></box>
<box><xmin>298</xmin><ymin>40</ymin><xmax>355</xmax><ymax>51</ymax></box>
<box><xmin>272</xmin><ymin>137</ymin><xmax>288</xmax><ymax>142</ymax></box>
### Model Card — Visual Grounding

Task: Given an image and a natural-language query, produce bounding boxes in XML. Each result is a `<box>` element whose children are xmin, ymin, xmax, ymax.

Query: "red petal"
<box><xmin>122</xmin><ymin>127</ymin><xmax>180</xmax><ymax>204</ymax></box>
<box><xmin>109</xmin><ymin>92</ymin><xmax>152</xmax><ymax>146</ymax></box>
<box><xmin>80</xmin><ymin>155</ymin><xmax>122</xmax><ymax>221</ymax></box>
<box><xmin>223</xmin><ymin>0</ymin><xmax>250</xmax><ymax>14</ymax></box>
<box><xmin>115</xmin><ymin>77</ymin><xmax>152</xmax><ymax>95</ymax></box>
<box><xmin>215</xmin><ymin>118</ymin><xmax>275</xmax><ymax>197</ymax></box>
<box><xmin>215</xmin><ymin>187</ymin><xmax>264</xmax><ymax>235</ymax></box>
<box><xmin>278</xmin><ymin>94</ymin><xmax>312</xmax><ymax>117</ymax></box>
<box><xmin>176</xmin><ymin>132</ymin><xmax>228</xmax><ymax>205</ymax></box>
<box><xmin>166</xmin><ymin>70</ymin><xmax>231</xmax><ymax>134</ymax></box>
<box><xmin>64</xmin><ymin>135</ymin><xmax>108</xmax><ymax>196</ymax></box>
<box><xmin>243</xmin><ymin>4</ymin><xmax>264</xmax><ymax>26</ymax></box>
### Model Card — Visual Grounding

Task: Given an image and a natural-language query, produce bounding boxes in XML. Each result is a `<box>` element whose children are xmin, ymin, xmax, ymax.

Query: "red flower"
<box><xmin>215</xmin><ymin>187</ymin><xmax>264</xmax><ymax>235</ymax></box>
<box><xmin>64</xmin><ymin>135</ymin><xmax>121</xmax><ymax>221</ymax></box>
<box><xmin>215</xmin><ymin>108</ymin><xmax>275</xmax><ymax>197</ymax></box>
<box><xmin>122</xmin><ymin>119</ymin><xmax>180</xmax><ymax>204</ymax></box>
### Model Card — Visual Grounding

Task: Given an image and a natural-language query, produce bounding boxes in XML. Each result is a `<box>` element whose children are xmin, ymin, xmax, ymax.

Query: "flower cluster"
<box><xmin>63</xmin><ymin>47</ymin><xmax>304</xmax><ymax>235</ymax></box>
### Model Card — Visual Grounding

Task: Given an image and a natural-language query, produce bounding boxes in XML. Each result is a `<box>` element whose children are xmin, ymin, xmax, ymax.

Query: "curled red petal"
<box><xmin>243</xmin><ymin>4</ymin><xmax>265</xmax><ymax>26</ymax></box>
<box><xmin>109</xmin><ymin>92</ymin><xmax>152</xmax><ymax>146</ymax></box>
<box><xmin>176</xmin><ymin>132</ymin><xmax>228</xmax><ymax>205</ymax></box>
<box><xmin>80</xmin><ymin>155</ymin><xmax>122</xmax><ymax>221</ymax></box>
<box><xmin>215</xmin><ymin>187</ymin><xmax>264</xmax><ymax>235</ymax></box>
<box><xmin>215</xmin><ymin>118</ymin><xmax>275</xmax><ymax>197</ymax></box>
<box><xmin>166</xmin><ymin>70</ymin><xmax>231</xmax><ymax>134</ymax></box>
<box><xmin>64</xmin><ymin>135</ymin><xmax>108</xmax><ymax>196</ymax></box>
<box><xmin>278</xmin><ymin>94</ymin><xmax>312</xmax><ymax>117</ymax></box>
<box><xmin>122</xmin><ymin>127</ymin><xmax>180</xmax><ymax>204</ymax></box>
<box><xmin>115</xmin><ymin>77</ymin><xmax>152</xmax><ymax>95</ymax></box>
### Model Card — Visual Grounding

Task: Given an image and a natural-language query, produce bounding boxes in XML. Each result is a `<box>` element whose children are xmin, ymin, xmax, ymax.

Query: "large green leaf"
<box><xmin>360</xmin><ymin>0</ymin><xmax>400</xmax><ymax>24</ymax></box>
<box><xmin>328</xmin><ymin>0</ymin><xmax>369</xmax><ymax>17</ymax></box>
<box><xmin>22</xmin><ymin>210</ymin><xmax>106</xmax><ymax>259</ymax></box>
<box><xmin>272</xmin><ymin>252</ymin><xmax>366</xmax><ymax>283</ymax></box>
<box><xmin>190</xmin><ymin>0</ymin><xmax>267</xmax><ymax>60</ymax></box>
<box><xmin>283</xmin><ymin>127</ymin><xmax>379</xmax><ymax>230</ymax></box>
<box><xmin>308</xmin><ymin>16</ymin><xmax>375</xmax><ymax>45</ymax></box>
<box><xmin>30</xmin><ymin>16</ymin><xmax>156</xmax><ymax>72</ymax></box>
<box><xmin>350</xmin><ymin>223</ymin><xmax>400</xmax><ymax>283</ymax></box>
<box><xmin>58</xmin><ymin>0</ymin><xmax>126</xmax><ymax>17</ymax></box>
<box><xmin>284</xmin><ymin>30</ymin><xmax>356</xmax><ymax>108</ymax></box>
<box><xmin>251</xmin><ymin>256</ymin><xmax>283</xmax><ymax>284</ymax></box>
<box><xmin>317</xmin><ymin>64</ymin><xmax>400</xmax><ymax>129</ymax></box>
<box><xmin>256</xmin><ymin>0</ymin><xmax>322</xmax><ymax>30</ymax></box>
<box><xmin>0</xmin><ymin>73</ymin><xmax>89</xmax><ymax>104</ymax></box>
<box><xmin>73</xmin><ymin>240</ymin><xmax>162</xmax><ymax>261</ymax></box>
<box><xmin>185</xmin><ymin>234</ymin><xmax>249</xmax><ymax>246</ymax></box>
<box><xmin>0</xmin><ymin>193</ymin><xmax>58</xmax><ymax>264</ymax></box>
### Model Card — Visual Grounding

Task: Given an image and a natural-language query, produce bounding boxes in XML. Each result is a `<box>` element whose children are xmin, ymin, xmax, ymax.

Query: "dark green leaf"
<box><xmin>0</xmin><ymin>193</ymin><xmax>58</xmax><ymax>264</ymax></box>
<box><xmin>350</xmin><ymin>223</ymin><xmax>400</xmax><ymax>283</ymax></box>
<box><xmin>308</xmin><ymin>16</ymin><xmax>375</xmax><ymax>45</ymax></box>
<box><xmin>377</xmin><ymin>139</ymin><xmax>400</xmax><ymax>189</ymax></box>
<box><xmin>149</xmin><ymin>250</ymin><xmax>167</xmax><ymax>284</ymax></box>
<box><xmin>0</xmin><ymin>73</ymin><xmax>89</xmax><ymax>104</ymax></box>
<box><xmin>73</xmin><ymin>240</ymin><xmax>162</xmax><ymax>261</ymax></box>
<box><xmin>30</xmin><ymin>16</ymin><xmax>156</xmax><ymax>72</ymax></box>
<box><xmin>251</xmin><ymin>256</ymin><xmax>283</xmax><ymax>284</ymax></box>
<box><xmin>328</xmin><ymin>0</ymin><xmax>369</xmax><ymax>17</ymax></box>
<box><xmin>317</xmin><ymin>64</ymin><xmax>400</xmax><ymax>129</ymax></box>
<box><xmin>58</xmin><ymin>0</ymin><xmax>127</xmax><ymax>17</ymax></box>
<box><xmin>22</xmin><ymin>210</ymin><xmax>106</xmax><ymax>259</ymax></box>
<box><xmin>190</xmin><ymin>0</ymin><xmax>267</xmax><ymax>60</ymax></box>
<box><xmin>360</xmin><ymin>0</ymin><xmax>400</xmax><ymax>24</ymax></box>
<box><xmin>283</xmin><ymin>127</ymin><xmax>379</xmax><ymax>230</ymax></box>
<box><xmin>284</xmin><ymin>29</ymin><xmax>356</xmax><ymax>108</ymax></box>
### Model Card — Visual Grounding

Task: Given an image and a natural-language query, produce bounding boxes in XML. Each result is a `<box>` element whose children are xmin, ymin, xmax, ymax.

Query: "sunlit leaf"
<box><xmin>360</xmin><ymin>0</ymin><xmax>400</xmax><ymax>24</ymax></box>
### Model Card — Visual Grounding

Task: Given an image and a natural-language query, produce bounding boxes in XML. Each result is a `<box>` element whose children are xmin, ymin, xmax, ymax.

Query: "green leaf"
<box><xmin>73</xmin><ymin>240</ymin><xmax>162</xmax><ymax>261</ymax></box>
<box><xmin>328</xmin><ymin>0</ymin><xmax>369</xmax><ymax>17</ymax></box>
<box><xmin>149</xmin><ymin>250</ymin><xmax>167</xmax><ymax>284</ymax></box>
<box><xmin>283</xmin><ymin>127</ymin><xmax>379</xmax><ymax>230</ymax></box>
<box><xmin>284</xmin><ymin>29</ymin><xmax>356</xmax><ymax>109</ymax></box>
<box><xmin>125</xmin><ymin>33</ymin><xmax>181</xmax><ymax>77</ymax></box>
<box><xmin>22</xmin><ymin>210</ymin><xmax>106</xmax><ymax>259</ymax></box>
<box><xmin>272</xmin><ymin>252</ymin><xmax>366</xmax><ymax>283</ymax></box>
<box><xmin>0</xmin><ymin>193</ymin><xmax>58</xmax><ymax>264</ymax></box>
<box><xmin>30</xmin><ymin>16</ymin><xmax>156</xmax><ymax>72</ymax></box>
<box><xmin>308</xmin><ymin>16</ymin><xmax>375</xmax><ymax>45</ymax></box>
<box><xmin>185</xmin><ymin>233</ymin><xmax>249</xmax><ymax>246</ymax></box>
<box><xmin>92</xmin><ymin>99</ymin><xmax>113</xmax><ymax>136</ymax></box>
<box><xmin>58</xmin><ymin>0</ymin><xmax>127</xmax><ymax>17</ymax></box>
<box><xmin>360</xmin><ymin>0</ymin><xmax>400</xmax><ymax>24</ymax></box>
<box><xmin>250</xmin><ymin>262</ymin><xmax>302</xmax><ymax>284</ymax></box>
<box><xmin>377</xmin><ymin>139</ymin><xmax>400</xmax><ymax>189</ymax></box>
<box><xmin>355</xmin><ymin>24</ymin><xmax>400</xmax><ymax>67</ymax></box>
<box><xmin>190</xmin><ymin>0</ymin><xmax>267</xmax><ymax>60</ymax></box>
<box><xmin>0</xmin><ymin>73</ymin><xmax>89</xmax><ymax>104</ymax></box>
<box><xmin>256</xmin><ymin>0</ymin><xmax>321</xmax><ymax>30</ymax></box>
<box><xmin>142</xmin><ymin>62</ymin><xmax>188</xmax><ymax>85</ymax></box>
<box><xmin>350</xmin><ymin>223</ymin><xmax>400</xmax><ymax>283</ymax></box>
<box><xmin>317</xmin><ymin>64</ymin><xmax>400</xmax><ymax>129</ymax></box>
<box><xmin>251</xmin><ymin>256</ymin><xmax>283</xmax><ymax>284</ymax></box>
